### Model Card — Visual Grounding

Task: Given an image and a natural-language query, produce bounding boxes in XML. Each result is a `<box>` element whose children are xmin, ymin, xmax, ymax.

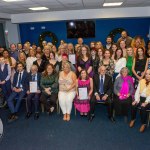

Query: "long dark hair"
<box><xmin>2</xmin><ymin>49</ymin><xmax>12</xmax><ymax>66</ymax></box>
<box><xmin>43</xmin><ymin>63</ymin><xmax>56</xmax><ymax>76</ymax></box>
<box><xmin>78</xmin><ymin>69</ymin><xmax>89</xmax><ymax>80</ymax></box>
<box><xmin>114</xmin><ymin>49</ymin><xmax>123</xmax><ymax>60</ymax></box>
<box><xmin>135</xmin><ymin>47</ymin><xmax>145</xmax><ymax>61</ymax></box>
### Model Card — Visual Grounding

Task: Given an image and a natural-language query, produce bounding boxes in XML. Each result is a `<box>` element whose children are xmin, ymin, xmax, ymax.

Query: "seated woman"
<box><xmin>129</xmin><ymin>69</ymin><xmax>150</xmax><ymax>133</ymax></box>
<box><xmin>58</xmin><ymin>62</ymin><xmax>77</xmax><ymax>121</ymax></box>
<box><xmin>40</xmin><ymin>64</ymin><xmax>58</xmax><ymax>114</ymax></box>
<box><xmin>74</xmin><ymin>69</ymin><xmax>93</xmax><ymax>116</ymax></box>
<box><xmin>114</xmin><ymin>67</ymin><xmax>134</xmax><ymax>117</ymax></box>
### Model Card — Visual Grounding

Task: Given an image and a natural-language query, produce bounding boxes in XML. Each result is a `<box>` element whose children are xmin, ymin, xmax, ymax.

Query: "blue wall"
<box><xmin>19</xmin><ymin>18</ymin><xmax>150</xmax><ymax>47</ymax></box>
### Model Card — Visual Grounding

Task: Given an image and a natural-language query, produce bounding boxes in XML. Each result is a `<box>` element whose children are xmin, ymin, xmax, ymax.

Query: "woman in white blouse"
<box><xmin>129</xmin><ymin>69</ymin><xmax>150</xmax><ymax>133</ymax></box>
<box><xmin>114</xmin><ymin>49</ymin><xmax>126</xmax><ymax>80</ymax></box>
<box><xmin>26</xmin><ymin>48</ymin><xmax>37</xmax><ymax>72</ymax></box>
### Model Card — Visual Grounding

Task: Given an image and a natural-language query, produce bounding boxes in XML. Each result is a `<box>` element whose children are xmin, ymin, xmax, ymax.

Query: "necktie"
<box><xmin>100</xmin><ymin>75</ymin><xmax>104</xmax><ymax>94</ymax></box>
<box><xmin>17</xmin><ymin>73</ymin><xmax>22</xmax><ymax>88</ymax></box>
<box><xmin>32</xmin><ymin>74</ymin><xmax>36</xmax><ymax>81</ymax></box>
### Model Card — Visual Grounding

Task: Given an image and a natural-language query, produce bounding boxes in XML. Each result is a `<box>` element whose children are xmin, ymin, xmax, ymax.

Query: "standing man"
<box><xmin>7</xmin><ymin>62</ymin><xmax>28</xmax><ymax>122</ymax></box>
<box><xmin>117</xmin><ymin>30</ymin><xmax>132</xmax><ymax>48</ymax></box>
<box><xmin>88</xmin><ymin>66</ymin><xmax>115</xmax><ymax>122</ymax></box>
<box><xmin>10</xmin><ymin>43</ymin><xmax>18</xmax><ymax>61</ymax></box>
<box><xmin>0</xmin><ymin>56</ymin><xmax>11</xmax><ymax>107</ymax></box>
<box><xmin>105</xmin><ymin>36</ymin><xmax>113</xmax><ymax>50</ymax></box>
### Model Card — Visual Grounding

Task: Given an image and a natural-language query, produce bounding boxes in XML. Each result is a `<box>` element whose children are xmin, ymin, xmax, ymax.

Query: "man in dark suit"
<box><xmin>7</xmin><ymin>62</ymin><xmax>28</xmax><ymax>122</ymax></box>
<box><xmin>89</xmin><ymin>65</ymin><xmax>114</xmax><ymax>122</ymax></box>
<box><xmin>25</xmin><ymin>65</ymin><xmax>41</xmax><ymax>120</ymax></box>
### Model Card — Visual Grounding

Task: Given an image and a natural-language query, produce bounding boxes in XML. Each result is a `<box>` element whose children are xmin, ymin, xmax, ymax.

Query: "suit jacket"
<box><xmin>12</xmin><ymin>70</ymin><xmax>28</xmax><ymax>91</ymax></box>
<box><xmin>93</xmin><ymin>74</ymin><xmax>113</xmax><ymax>97</ymax></box>
<box><xmin>27</xmin><ymin>72</ymin><xmax>41</xmax><ymax>91</ymax></box>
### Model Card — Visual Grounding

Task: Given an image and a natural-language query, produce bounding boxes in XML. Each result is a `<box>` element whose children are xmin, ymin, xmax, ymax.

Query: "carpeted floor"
<box><xmin>0</xmin><ymin>104</ymin><xmax>150</xmax><ymax>150</ymax></box>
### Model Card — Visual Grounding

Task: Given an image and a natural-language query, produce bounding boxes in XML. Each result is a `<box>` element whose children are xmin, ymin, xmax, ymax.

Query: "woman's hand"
<box><xmin>141</xmin><ymin>102</ymin><xmax>148</xmax><ymax>107</ymax></box>
<box><xmin>132</xmin><ymin>101</ymin><xmax>138</xmax><ymax>106</ymax></box>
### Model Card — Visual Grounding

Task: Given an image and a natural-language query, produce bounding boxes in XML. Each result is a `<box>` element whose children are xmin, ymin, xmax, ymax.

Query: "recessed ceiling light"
<box><xmin>103</xmin><ymin>2</ymin><xmax>123</xmax><ymax>7</ymax></box>
<box><xmin>3</xmin><ymin>0</ymin><xmax>24</xmax><ymax>2</ymax></box>
<box><xmin>29</xmin><ymin>7</ymin><xmax>49</xmax><ymax>11</ymax></box>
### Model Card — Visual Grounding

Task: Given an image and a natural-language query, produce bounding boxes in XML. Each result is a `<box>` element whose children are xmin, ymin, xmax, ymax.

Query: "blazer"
<box><xmin>93</xmin><ymin>74</ymin><xmax>113</xmax><ymax>97</ymax></box>
<box><xmin>27</xmin><ymin>72</ymin><xmax>41</xmax><ymax>91</ymax></box>
<box><xmin>12</xmin><ymin>70</ymin><xmax>28</xmax><ymax>91</ymax></box>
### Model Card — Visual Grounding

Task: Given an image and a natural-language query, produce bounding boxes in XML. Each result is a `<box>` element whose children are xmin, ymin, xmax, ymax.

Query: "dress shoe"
<box><xmin>108</xmin><ymin>116</ymin><xmax>115</xmax><ymax>123</ymax></box>
<box><xmin>8</xmin><ymin>114</ymin><xmax>18</xmax><ymax>123</ymax></box>
<box><xmin>129</xmin><ymin>120</ymin><xmax>135</xmax><ymax>128</ymax></box>
<box><xmin>88</xmin><ymin>114</ymin><xmax>95</xmax><ymax>122</ymax></box>
<box><xmin>139</xmin><ymin>124</ymin><xmax>146</xmax><ymax>133</ymax></box>
<box><xmin>25</xmin><ymin>112</ymin><xmax>32</xmax><ymax>119</ymax></box>
<box><xmin>34</xmin><ymin>113</ymin><xmax>39</xmax><ymax>120</ymax></box>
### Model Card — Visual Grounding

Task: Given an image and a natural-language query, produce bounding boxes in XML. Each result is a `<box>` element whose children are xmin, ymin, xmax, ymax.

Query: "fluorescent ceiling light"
<box><xmin>29</xmin><ymin>7</ymin><xmax>49</xmax><ymax>11</ymax></box>
<box><xmin>103</xmin><ymin>2</ymin><xmax>123</xmax><ymax>7</ymax></box>
<box><xmin>3</xmin><ymin>0</ymin><xmax>24</xmax><ymax>2</ymax></box>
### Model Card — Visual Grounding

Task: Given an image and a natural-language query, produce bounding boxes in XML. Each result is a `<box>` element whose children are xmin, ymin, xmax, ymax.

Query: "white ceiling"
<box><xmin>0</xmin><ymin>0</ymin><xmax>150</xmax><ymax>14</ymax></box>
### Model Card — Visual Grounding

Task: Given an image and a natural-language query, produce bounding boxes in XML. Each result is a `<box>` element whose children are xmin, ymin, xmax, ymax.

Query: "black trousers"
<box><xmin>40</xmin><ymin>93</ymin><xmax>58</xmax><ymax>112</ymax></box>
<box><xmin>113</xmin><ymin>95</ymin><xmax>132</xmax><ymax>116</ymax></box>
<box><xmin>90</xmin><ymin>94</ymin><xmax>113</xmax><ymax>117</ymax></box>
<box><xmin>131</xmin><ymin>97</ymin><xmax>150</xmax><ymax>124</ymax></box>
<box><xmin>27</xmin><ymin>93</ymin><xmax>40</xmax><ymax>113</ymax></box>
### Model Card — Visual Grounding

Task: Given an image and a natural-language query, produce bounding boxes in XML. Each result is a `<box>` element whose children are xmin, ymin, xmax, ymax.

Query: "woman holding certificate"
<box><xmin>58</xmin><ymin>62</ymin><xmax>77</xmax><ymax>121</ymax></box>
<box><xmin>40</xmin><ymin>64</ymin><xmax>58</xmax><ymax>114</ymax></box>
<box><xmin>74</xmin><ymin>69</ymin><xmax>93</xmax><ymax>116</ymax></box>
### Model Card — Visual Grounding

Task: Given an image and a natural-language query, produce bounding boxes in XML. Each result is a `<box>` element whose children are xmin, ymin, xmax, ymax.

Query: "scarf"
<box><xmin>119</xmin><ymin>76</ymin><xmax>133</xmax><ymax>100</ymax></box>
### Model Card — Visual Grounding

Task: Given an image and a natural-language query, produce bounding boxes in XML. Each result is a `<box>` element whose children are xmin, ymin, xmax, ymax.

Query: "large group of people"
<box><xmin>0</xmin><ymin>30</ymin><xmax>150</xmax><ymax>133</ymax></box>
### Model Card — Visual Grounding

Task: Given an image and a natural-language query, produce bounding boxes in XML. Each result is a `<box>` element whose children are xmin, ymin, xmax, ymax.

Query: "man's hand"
<box><xmin>27</xmin><ymin>90</ymin><xmax>30</xmax><ymax>95</ymax></box>
<box><xmin>96</xmin><ymin>94</ymin><xmax>100</xmax><ymax>101</ymax></box>
<box><xmin>0</xmin><ymin>80</ymin><xmax>6</xmax><ymax>85</ymax></box>
<box><xmin>37</xmin><ymin>90</ymin><xmax>41</xmax><ymax>94</ymax></box>
<box><xmin>102</xmin><ymin>95</ymin><xmax>107</xmax><ymax>101</ymax></box>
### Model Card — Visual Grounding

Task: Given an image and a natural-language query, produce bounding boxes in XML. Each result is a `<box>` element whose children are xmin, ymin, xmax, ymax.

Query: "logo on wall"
<box><xmin>38</xmin><ymin>31</ymin><xmax>58</xmax><ymax>48</ymax></box>
<box><xmin>108</xmin><ymin>28</ymin><xmax>125</xmax><ymax>42</ymax></box>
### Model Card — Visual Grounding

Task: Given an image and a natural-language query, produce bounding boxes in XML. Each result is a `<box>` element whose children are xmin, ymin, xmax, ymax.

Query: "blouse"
<box><xmin>114</xmin><ymin>57</ymin><xmax>126</xmax><ymax>73</ymax></box>
<box><xmin>40</xmin><ymin>73</ymin><xmax>59</xmax><ymax>94</ymax></box>
<box><xmin>126</xmin><ymin>56</ymin><xmax>133</xmax><ymax>76</ymax></box>
<box><xmin>134</xmin><ymin>83</ymin><xmax>150</xmax><ymax>103</ymax></box>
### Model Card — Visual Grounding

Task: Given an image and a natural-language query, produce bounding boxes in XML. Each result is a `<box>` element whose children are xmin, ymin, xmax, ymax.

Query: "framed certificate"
<box><xmin>29</xmin><ymin>81</ymin><xmax>38</xmax><ymax>93</ymax></box>
<box><xmin>68</xmin><ymin>54</ymin><xmax>76</xmax><ymax>64</ymax></box>
<box><xmin>78</xmin><ymin>87</ymin><xmax>88</xmax><ymax>100</ymax></box>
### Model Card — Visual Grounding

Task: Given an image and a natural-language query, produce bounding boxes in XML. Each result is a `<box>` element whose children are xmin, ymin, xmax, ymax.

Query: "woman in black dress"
<box><xmin>132</xmin><ymin>47</ymin><xmax>148</xmax><ymax>89</ymax></box>
<box><xmin>33</xmin><ymin>52</ymin><xmax>46</xmax><ymax>73</ymax></box>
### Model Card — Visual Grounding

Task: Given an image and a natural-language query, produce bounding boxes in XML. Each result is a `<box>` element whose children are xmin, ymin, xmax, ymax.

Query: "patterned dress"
<box><xmin>74</xmin><ymin>78</ymin><xmax>90</xmax><ymax>113</ymax></box>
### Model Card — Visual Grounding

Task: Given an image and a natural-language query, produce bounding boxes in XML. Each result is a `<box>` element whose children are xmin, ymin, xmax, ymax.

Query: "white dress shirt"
<box><xmin>16</xmin><ymin>71</ymin><xmax>24</xmax><ymax>88</ymax></box>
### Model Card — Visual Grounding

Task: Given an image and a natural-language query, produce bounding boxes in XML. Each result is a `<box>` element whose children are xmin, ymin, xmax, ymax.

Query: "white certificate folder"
<box><xmin>69</xmin><ymin>54</ymin><xmax>76</xmax><ymax>64</ymax></box>
<box><xmin>29</xmin><ymin>81</ymin><xmax>37</xmax><ymax>93</ymax></box>
<box><xmin>78</xmin><ymin>87</ymin><xmax>88</xmax><ymax>100</ymax></box>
